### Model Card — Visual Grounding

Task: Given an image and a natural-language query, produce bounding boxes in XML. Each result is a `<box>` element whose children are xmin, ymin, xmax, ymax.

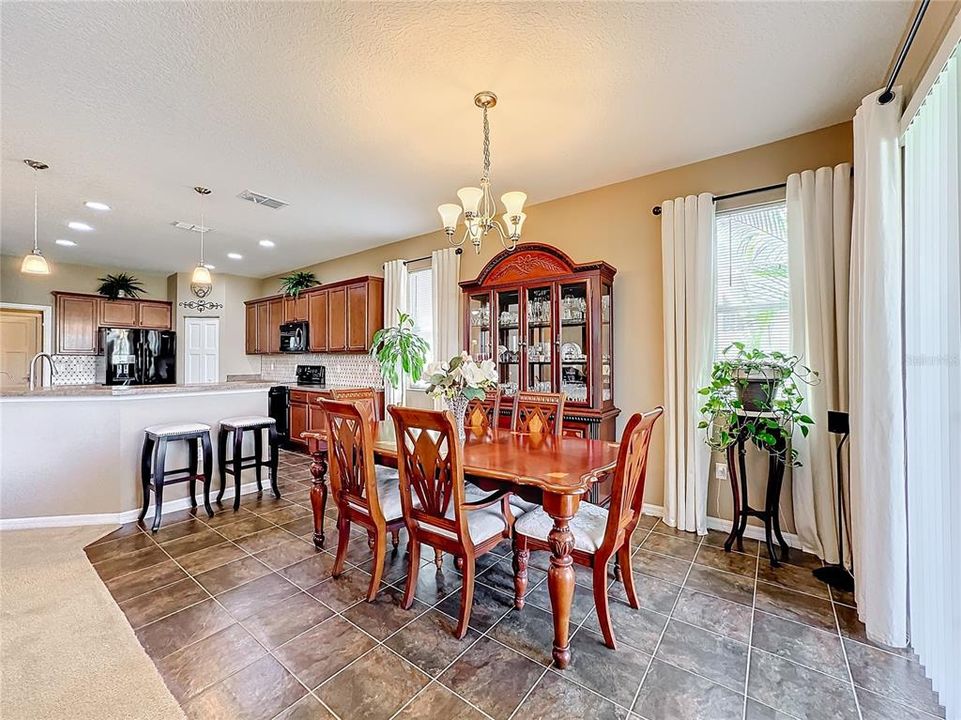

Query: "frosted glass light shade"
<box><xmin>457</xmin><ymin>187</ymin><xmax>483</xmax><ymax>215</ymax></box>
<box><xmin>437</xmin><ymin>203</ymin><xmax>462</xmax><ymax>229</ymax></box>
<box><xmin>501</xmin><ymin>191</ymin><xmax>527</xmax><ymax>216</ymax></box>
<box><xmin>504</xmin><ymin>212</ymin><xmax>526</xmax><ymax>237</ymax></box>
<box><xmin>191</xmin><ymin>264</ymin><xmax>212</xmax><ymax>285</ymax></box>
<box><xmin>20</xmin><ymin>250</ymin><xmax>49</xmax><ymax>275</ymax></box>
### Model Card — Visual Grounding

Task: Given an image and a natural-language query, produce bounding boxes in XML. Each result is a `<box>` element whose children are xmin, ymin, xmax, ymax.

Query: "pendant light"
<box><xmin>191</xmin><ymin>186</ymin><xmax>212</xmax><ymax>289</ymax></box>
<box><xmin>21</xmin><ymin>159</ymin><xmax>50</xmax><ymax>275</ymax></box>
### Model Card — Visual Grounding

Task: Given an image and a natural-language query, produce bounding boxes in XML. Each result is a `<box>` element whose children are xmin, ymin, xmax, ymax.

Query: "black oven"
<box><xmin>279</xmin><ymin>321</ymin><xmax>309</xmax><ymax>353</ymax></box>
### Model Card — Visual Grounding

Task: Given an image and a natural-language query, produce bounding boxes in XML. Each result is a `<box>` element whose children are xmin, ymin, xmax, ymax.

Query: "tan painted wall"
<box><xmin>261</xmin><ymin>122</ymin><xmax>854</xmax><ymax>523</ymax></box>
<box><xmin>0</xmin><ymin>255</ymin><xmax>169</xmax><ymax>305</ymax></box>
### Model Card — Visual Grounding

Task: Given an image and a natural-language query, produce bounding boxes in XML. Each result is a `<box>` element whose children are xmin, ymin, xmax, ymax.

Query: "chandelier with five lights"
<box><xmin>437</xmin><ymin>91</ymin><xmax>527</xmax><ymax>254</ymax></box>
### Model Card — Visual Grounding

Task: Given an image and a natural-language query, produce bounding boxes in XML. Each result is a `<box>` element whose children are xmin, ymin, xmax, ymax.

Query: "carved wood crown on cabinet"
<box><xmin>460</xmin><ymin>243</ymin><xmax>619</xmax><ymax>444</ymax></box>
<box><xmin>244</xmin><ymin>276</ymin><xmax>383</xmax><ymax>355</ymax></box>
<box><xmin>51</xmin><ymin>292</ymin><xmax>173</xmax><ymax>355</ymax></box>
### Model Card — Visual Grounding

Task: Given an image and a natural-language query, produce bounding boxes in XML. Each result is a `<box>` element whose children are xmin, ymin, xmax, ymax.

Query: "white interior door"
<box><xmin>184</xmin><ymin>317</ymin><xmax>219</xmax><ymax>384</ymax></box>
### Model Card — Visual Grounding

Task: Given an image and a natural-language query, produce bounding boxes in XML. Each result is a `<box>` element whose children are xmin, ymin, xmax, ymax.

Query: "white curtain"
<box><xmin>661</xmin><ymin>193</ymin><xmax>715</xmax><ymax>534</ymax></box>
<box><xmin>849</xmin><ymin>88</ymin><xmax>908</xmax><ymax>647</ymax></box>
<box><xmin>904</xmin><ymin>48</ymin><xmax>960</xmax><ymax>717</ymax></box>
<box><xmin>786</xmin><ymin>165</ymin><xmax>852</xmax><ymax>564</ymax></box>
<box><xmin>383</xmin><ymin>259</ymin><xmax>408</xmax><ymax>407</ymax></box>
<box><xmin>431</xmin><ymin>247</ymin><xmax>461</xmax><ymax>410</ymax></box>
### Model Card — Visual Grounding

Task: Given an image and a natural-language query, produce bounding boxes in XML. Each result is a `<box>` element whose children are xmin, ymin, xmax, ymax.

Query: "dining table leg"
<box><xmin>542</xmin><ymin>491</ymin><xmax>580</xmax><ymax>670</ymax></box>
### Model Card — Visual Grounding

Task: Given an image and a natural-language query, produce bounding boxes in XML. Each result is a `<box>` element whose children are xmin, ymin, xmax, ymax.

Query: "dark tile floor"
<box><xmin>84</xmin><ymin>451</ymin><xmax>945</xmax><ymax>720</ymax></box>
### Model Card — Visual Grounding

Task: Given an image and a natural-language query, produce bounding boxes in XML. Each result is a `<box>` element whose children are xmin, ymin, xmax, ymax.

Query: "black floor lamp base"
<box><xmin>813</xmin><ymin>564</ymin><xmax>855</xmax><ymax>593</ymax></box>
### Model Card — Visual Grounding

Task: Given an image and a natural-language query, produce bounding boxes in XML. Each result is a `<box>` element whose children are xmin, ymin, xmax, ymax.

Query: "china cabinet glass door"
<box><xmin>601</xmin><ymin>282</ymin><xmax>613</xmax><ymax>402</ymax></box>
<box><xmin>467</xmin><ymin>292</ymin><xmax>493</xmax><ymax>361</ymax></box>
<box><xmin>496</xmin><ymin>289</ymin><xmax>520</xmax><ymax>397</ymax></box>
<box><xmin>559</xmin><ymin>282</ymin><xmax>590</xmax><ymax>404</ymax></box>
<box><xmin>525</xmin><ymin>285</ymin><xmax>554</xmax><ymax>393</ymax></box>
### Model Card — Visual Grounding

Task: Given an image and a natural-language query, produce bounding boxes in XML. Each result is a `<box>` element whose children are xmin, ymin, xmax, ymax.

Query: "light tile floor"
<box><xmin>84</xmin><ymin>450</ymin><xmax>945</xmax><ymax>720</ymax></box>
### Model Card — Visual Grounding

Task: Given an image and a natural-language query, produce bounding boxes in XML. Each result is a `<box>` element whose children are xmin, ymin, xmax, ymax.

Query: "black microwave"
<box><xmin>279</xmin><ymin>321</ymin><xmax>309</xmax><ymax>353</ymax></box>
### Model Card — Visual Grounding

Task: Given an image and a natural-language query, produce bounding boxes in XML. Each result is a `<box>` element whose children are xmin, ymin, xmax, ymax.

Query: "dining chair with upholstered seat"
<box><xmin>511</xmin><ymin>406</ymin><xmax>663</xmax><ymax>649</ymax></box>
<box><xmin>465</xmin><ymin>387</ymin><xmax>502</xmax><ymax>432</ymax></box>
<box><xmin>510</xmin><ymin>391</ymin><xmax>566</xmax><ymax>436</ymax></box>
<box><xmin>389</xmin><ymin>405</ymin><xmax>521</xmax><ymax>639</ymax></box>
<box><xmin>320</xmin><ymin>398</ymin><xmax>405</xmax><ymax>602</ymax></box>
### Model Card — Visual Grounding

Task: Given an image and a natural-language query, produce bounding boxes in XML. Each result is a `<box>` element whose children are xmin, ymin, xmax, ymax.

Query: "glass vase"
<box><xmin>445</xmin><ymin>393</ymin><xmax>469</xmax><ymax>443</ymax></box>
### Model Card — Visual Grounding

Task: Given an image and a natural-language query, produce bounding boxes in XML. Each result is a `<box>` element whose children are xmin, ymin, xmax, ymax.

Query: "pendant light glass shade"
<box><xmin>191</xmin><ymin>264</ymin><xmax>212</xmax><ymax>285</ymax></box>
<box><xmin>503</xmin><ymin>212</ymin><xmax>526</xmax><ymax>237</ymax></box>
<box><xmin>457</xmin><ymin>187</ymin><xmax>484</xmax><ymax>215</ymax></box>
<box><xmin>501</xmin><ymin>191</ymin><xmax>527</xmax><ymax>216</ymax></box>
<box><xmin>21</xmin><ymin>159</ymin><xmax>51</xmax><ymax>275</ymax></box>
<box><xmin>21</xmin><ymin>251</ymin><xmax>50</xmax><ymax>275</ymax></box>
<box><xmin>437</xmin><ymin>203</ymin><xmax>462</xmax><ymax>230</ymax></box>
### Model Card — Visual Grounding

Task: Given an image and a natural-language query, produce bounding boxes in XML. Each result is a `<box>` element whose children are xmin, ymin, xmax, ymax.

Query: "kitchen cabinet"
<box><xmin>245</xmin><ymin>304</ymin><xmax>258</xmax><ymax>354</ymax></box>
<box><xmin>267</xmin><ymin>298</ymin><xmax>283</xmax><ymax>354</ymax></box>
<box><xmin>461</xmin><ymin>243</ymin><xmax>619</xmax><ymax>441</ymax></box>
<box><xmin>52</xmin><ymin>292</ymin><xmax>173</xmax><ymax>356</ymax></box>
<box><xmin>284</xmin><ymin>294</ymin><xmax>308</xmax><ymax>322</ymax></box>
<box><xmin>307</xmin><ymin>291</ymin><xmax>328</xmax><ymax>352</ymax></box>
<box><xmin>287</xmin><ymin>387</ymin><xmax>385</xmax><ymax>450</ymax></box>
<box><xmin>347</xmin><ymin>280</ymin><xmax>383</xmax><ymax>352</ymax></box>
<box><xmin>327</xmin><ymin>287</ymin><xmax>347</xmax><ymax>352</ymax></box>
<box><xmin>256</xmin><ymin>302</ymin><xmax>269</xmax><ymax>355</ymax></box>
<box><xmin>289</xmin><ymin>399</ymin><xmax>308</xmax><ymax>448</ymax></box>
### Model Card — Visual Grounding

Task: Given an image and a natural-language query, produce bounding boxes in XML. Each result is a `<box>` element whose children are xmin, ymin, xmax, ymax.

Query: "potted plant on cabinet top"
<box><xmin>97</xmin><ymin>273</ymin><xmax>146</xmax><ymax>300</ymax></box>
<box><xmin>425</xmin><ymin>352</ymin><xmax>498</xmax><ymax>442</ymax></box>
<box><xmin>279</xmin><ymin>271</ymin><xmax>319</xmax><ymax>298</ymax></box>
<box><xmin>698</xmin><ymin>343</ymin><xmax>818</xmax><ymax>465</ymax></box>
<box><xmin>370</xmin><ymin>311</ymin><xmax>431</xmax><ymax>392</ymax></box>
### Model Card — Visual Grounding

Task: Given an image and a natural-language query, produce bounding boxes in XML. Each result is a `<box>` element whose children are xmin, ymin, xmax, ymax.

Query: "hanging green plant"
<box><xmin>279</xmin><ymin>271</ymin><xmax>319</xmax><ymax>298</ymax></box>
<box><xmin>698</xmin><ymin>343</ymin><xmax>818</xmax><ymax>465</ymax></box>
<box><xmin>96</xmin><ymin>273</ymin><xmax>146</xmax><ymax>300</ymax></box>
<box><xmin>370</xmin><ymin>311</ymin><xmax>430</xmax><ymax>390</ymax></box>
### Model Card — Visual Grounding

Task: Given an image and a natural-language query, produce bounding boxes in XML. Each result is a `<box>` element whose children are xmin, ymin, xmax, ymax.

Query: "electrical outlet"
<box><xmin>715</xmin><ymin>462</ymin><xmax>728</xmax><ymax>481</ymax></box>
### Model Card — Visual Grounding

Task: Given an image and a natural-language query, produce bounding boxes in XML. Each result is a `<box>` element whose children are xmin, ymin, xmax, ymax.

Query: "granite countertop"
<box><xmin>0</xmin><ymin>381</ymin><xmax>276</xmax><ymax>399</ymax></box>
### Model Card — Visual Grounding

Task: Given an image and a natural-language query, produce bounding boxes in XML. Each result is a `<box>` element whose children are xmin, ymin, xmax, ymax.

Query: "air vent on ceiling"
<box><xmin>171</xmin><ymin>221</ymin><xmax>213</xmax><ymax>233</ymax></box>
<box><xmin>237</xmin><ymin>189</ymin><xmax>289</xmax><ymax>210</ymax></box>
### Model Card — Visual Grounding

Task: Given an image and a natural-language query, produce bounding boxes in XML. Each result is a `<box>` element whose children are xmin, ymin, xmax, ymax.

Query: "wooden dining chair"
<box><xmin>320</xmin><ymin>398</ymin><xmax>405</xmax><ymax>602</ymax></box>
<box><xmin>465</xmin><ymin>387</ymin><xmax>502</xmax><ymax>431</ymax></box>
<box><xmin>511</xmin><ymin>406</ymin><xmax>663</xmax><ymax>649</ymax></box>
<box><xmin>511</xmin><ymin>391</ymin><xmax>566</xmax><ymax>436</ymax></box>
<box><xmin>389</xmin><ymin>405</ymin><xmax>520</xmax><ymax>639</ymax></box>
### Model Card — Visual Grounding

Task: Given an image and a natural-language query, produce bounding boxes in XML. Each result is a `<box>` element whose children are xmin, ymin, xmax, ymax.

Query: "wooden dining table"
<box><xmin>304</xmin><ymin>421</ymin><xmax>621</xmax><ymax>669</ymax></box>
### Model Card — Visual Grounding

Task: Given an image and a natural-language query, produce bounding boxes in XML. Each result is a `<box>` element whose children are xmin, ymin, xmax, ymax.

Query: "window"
<box><xmin>407</xmin><ymin>266</ymin><xmax>433</xmax><ymax>382</ymax></box>
<box><xmin>714</xmin><ymin>200</ymin><xmax>789</xmax><ymax>357</ymax></box>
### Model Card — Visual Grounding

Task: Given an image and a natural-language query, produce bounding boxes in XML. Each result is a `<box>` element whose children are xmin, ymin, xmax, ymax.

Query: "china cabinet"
<box><xmin>461</xmin><ymin>244</ymin><xmax>618</xmax><ymax>441</ymax></box>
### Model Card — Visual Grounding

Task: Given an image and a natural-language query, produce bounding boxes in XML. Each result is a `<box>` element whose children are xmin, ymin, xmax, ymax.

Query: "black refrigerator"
<box><xmin>103</xmin><ymin>328</ymin><xmax>177</xmax><ymax>385</ymax></box>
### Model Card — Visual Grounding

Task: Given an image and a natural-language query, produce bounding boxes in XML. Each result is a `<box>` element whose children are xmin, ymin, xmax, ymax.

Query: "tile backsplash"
<box><xmin>261</xmin><ymin>353</ymin><xmax>383</xmax><ymax>388</ymax></box>
<box><xmin>51</xmin><ymin>355</ymin><xmax>104</xmax><ymax>386</ymax></box>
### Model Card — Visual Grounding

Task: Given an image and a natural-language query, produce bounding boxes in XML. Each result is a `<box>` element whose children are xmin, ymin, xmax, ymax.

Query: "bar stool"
<box><xmin>217</xmin><ymin>416</ymin><xmax>281</xmax><ymax>511</ymax></box>
<box><xmin>139</xmin><ymin>423</ymin><xmax>214</xmax><ymax>533</ymax></box>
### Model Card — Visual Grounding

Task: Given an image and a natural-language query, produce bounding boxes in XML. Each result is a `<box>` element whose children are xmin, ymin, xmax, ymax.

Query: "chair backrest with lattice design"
<box><xmin>328</xmin><ymin>387</ymin><xmax>379</xmax><ymax>425</ymax></box>
<box><xmin>511</xmin><ymin>391</ymin><xmax>566</xmax><ymax>436</ymax></box>
<box><xmin>388</xmin><ymin>405</ymin><xmax>470</xmax><ymax>548</ymax></box>
<box><xmin>319</xmin><ymin>398</ymin><xmax>385</xmax><ymax>522</ymax></box>
<box><xmin>465</xmin><ymin>388</ymin><xmax>502</xmax><ymax>431</ymax></box>
<box><xmin>603</xmin><ymin>407</ymin><xmax>663</xmax><ymax>543</ymax></box>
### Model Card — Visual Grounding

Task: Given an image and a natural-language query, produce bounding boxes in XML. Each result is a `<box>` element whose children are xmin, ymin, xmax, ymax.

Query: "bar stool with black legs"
<box><xmin>217</xmin><ymin>416</ymin><xmax>281</xmax><ymax>510</ymax></box>
<box><xmin>139</xmin><ymin>423</ymin><xmax>214</xmax><ymax>533</ymax></box>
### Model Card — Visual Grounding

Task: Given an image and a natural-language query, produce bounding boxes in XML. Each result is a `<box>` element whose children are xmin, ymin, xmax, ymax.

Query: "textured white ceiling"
<box><xmin>1</xmin><ymin>1</ymin><xmax>910</xmax><ymax>278</ymax></box>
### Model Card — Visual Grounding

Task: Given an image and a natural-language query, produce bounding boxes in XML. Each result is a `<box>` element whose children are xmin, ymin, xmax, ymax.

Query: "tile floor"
<box><xmin>84</xmin><ymin>451</ymin><xmax>945</xmax><ymax>720</ymax></box>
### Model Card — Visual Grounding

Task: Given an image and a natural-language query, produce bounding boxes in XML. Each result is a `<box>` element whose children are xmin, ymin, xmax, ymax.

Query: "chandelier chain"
<box><xmin>33</xmin><ymin>168</ymin><xmax>39</xmax><ymax>253</ymax></box>
<box><xmin>482</xmin><ymin>106</ymin><xmax>491</xmax><ymax>181</ymax></box>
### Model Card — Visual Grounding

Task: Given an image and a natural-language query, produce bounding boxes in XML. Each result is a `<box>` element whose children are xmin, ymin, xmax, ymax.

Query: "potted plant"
<box><xmin>279</xmin><ymin>271</ymin><xmax>319</xmax><ymax>298</ymax></box>
<box><xmin>97</xmin><ymin>273</ymin><xmax>146</xmax><ymax>300</ymax></box>
<box><xmin>698</xmin><ymin>343</ymin><xmax>817</xmax><ymax>465</ymax></box>
<box><xmin>425</xmin><ymin>352</ymin><xmax>498</xmax><ymax>442</ymax></box>
<box><xmin>370</xmin><ymin>311</ymin><xmax>431</xmax><ymax>391</ymax></box>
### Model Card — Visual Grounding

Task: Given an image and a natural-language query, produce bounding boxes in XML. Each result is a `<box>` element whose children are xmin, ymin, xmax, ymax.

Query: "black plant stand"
<box><xmin>812</xmin><ymin>410</ymin><xmax>855</xmax><ymax>593</ymax></box>
<box><xmin>723</xmin><ymin>411</ymin><xmax>790</xmax><ymax>567</ymax></box>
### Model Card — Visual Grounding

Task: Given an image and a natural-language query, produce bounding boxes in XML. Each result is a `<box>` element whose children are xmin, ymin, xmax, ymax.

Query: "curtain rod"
<box><xmin>650</xmin><ymin>166</ymin><xmax>854</xmax><ymax>216</ymax></box>
<box><xmin>403</xmin><ymin>247</ymin><xmax>462</xmax><ymax>265</ymax></box>
<box><xmin>879</xmin><ymin>0</ymin><xmax>931</xmax><ymax>105</ymax></box>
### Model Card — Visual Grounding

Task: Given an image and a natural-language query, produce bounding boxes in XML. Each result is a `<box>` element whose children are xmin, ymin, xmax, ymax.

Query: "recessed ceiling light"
<box><xmin>258</xmin><ymin>239</ymin><xmax>275</xmax><ymax>248</ymax></box>
<box><xmin>84</xmin><ymin>201</ymin><xmax>110</xmax><ymax>211</ymax></box>
<box><xmin>55</xmin><ymin>239</ymin><xmax>77</xmax><ymax>247</ymax></box>
<box><xmin>227</xmin><ymin>252</ymin><xmax>243</xmax><ymax>260</ymax></box>
<box><xmin>67</xmin><ymin>221</ymin><xmax>93</xmax><ymax>231</ymax></box>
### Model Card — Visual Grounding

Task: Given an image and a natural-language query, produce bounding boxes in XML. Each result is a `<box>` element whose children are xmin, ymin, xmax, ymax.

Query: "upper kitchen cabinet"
<box><xmin>243</xmin><ymin>276</ymin><xmax>383</xmax><ymax>355</ymax></box>
<box><xmin>52</xmin><ymin>292</ymin><xmax>173</xmax><ymax>356</ymax></box>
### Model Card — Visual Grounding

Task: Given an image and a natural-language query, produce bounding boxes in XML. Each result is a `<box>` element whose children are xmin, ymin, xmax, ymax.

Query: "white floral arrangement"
<box><xmin>424</xmin><ymin>352</ymin><xmax>498</xmax><ymax>401</ymax></box>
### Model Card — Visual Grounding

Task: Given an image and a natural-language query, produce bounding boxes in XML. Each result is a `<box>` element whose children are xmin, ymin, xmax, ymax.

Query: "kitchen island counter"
<box><xmin>0</xmin><ymin>381</ymin><xmax>276</xmax><ymax>400</ymax></box>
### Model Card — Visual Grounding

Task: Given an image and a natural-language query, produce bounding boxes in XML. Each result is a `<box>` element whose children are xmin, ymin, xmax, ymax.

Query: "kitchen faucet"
<box><xmin>28</xmin><ymin>353</ymin><xmax>57</xmax><ymax>391</ymax></box>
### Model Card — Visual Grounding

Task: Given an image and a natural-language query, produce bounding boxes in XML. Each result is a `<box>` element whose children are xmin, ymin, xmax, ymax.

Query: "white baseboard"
<box><xmin>640</xmin><ymin>503</ymin><xmax>802</xmax><ymax>549</ymax></box>
<box><xmin>0</xmin><ymin>481</ymin><xmax>263</xmax><ymax>532</ymax></box>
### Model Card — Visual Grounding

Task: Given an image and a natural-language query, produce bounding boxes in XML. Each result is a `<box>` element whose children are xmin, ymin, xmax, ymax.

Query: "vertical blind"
<box><xmin>408</xmin><ymin>267</ymin><xmax>434</xmax><ymax>365</ymax></box>
<box><xmin>903</xmin><ymin>45</ymin><xmax>960</xmax><ymax>719</ymax></box>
